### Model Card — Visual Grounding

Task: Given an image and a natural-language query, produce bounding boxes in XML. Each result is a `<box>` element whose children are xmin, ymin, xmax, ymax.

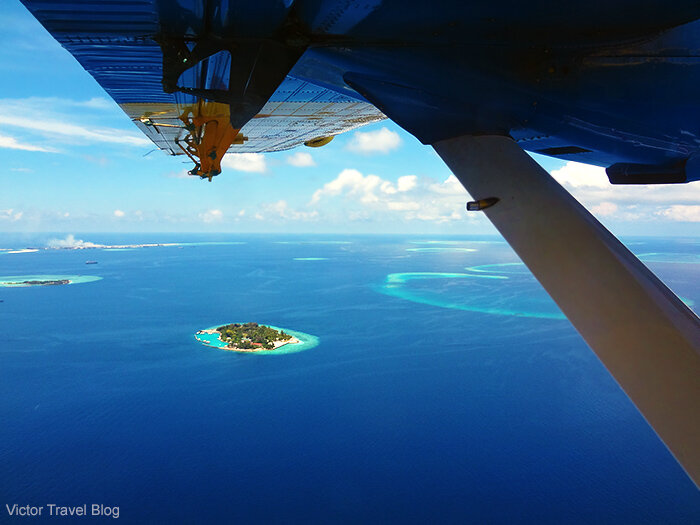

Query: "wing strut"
<box><xmin>433</xmin><ymin>135</ymin><xmax>700</xmax><ymax>485</ymax></box>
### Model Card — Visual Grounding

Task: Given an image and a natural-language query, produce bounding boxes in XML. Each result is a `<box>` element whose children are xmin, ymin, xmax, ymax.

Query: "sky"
<box><xmin>1</xmin><ymin>1</ymin><xmax>699</xmax><ymax>236</ymax></box>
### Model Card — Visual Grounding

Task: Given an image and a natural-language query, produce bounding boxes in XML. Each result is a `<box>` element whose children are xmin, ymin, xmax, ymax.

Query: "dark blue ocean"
<box><xmin>1</xmin><ymin>234</ymin><xmax>698</xmax><ymax>524</ymax></box>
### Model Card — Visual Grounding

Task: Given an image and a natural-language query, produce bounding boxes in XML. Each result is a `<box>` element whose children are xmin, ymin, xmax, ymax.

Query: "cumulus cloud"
<box><xmin>428</xmin><ymin>174</ymin><xmax>464</xmax><ymax>195</ymax></box>
<box><xmin>311</xmin><ymin>169</ymin><xmax>380</xmax><ymax>204</ymax></box>
<box><xmin>47</xmin><ymin>234</ymin><xmax>101</xmax><ymax>248</ymax></box>
<box><xmin>113</xmin><ymin>209</ymin><xmax>125</xmax><ymax>218</ymax></box>
<box><xmin>656</xmin><ymin>205</ymin><xmax>700</xmax><ymax>222</ymax></box>
<box><xmin>199</xmin><ymin>209</ymin><xmax>223</xmax><ymax>223</ymax></box>
<box><xmin>550</xmin><ymin>161</ymin><xmax>700</xmax><ymax>222</ymax></box>
<box><xmin>311</xmin><ymin>170</ymin><xmax>420</xmax><ymax>205</ymax></box>
<box><xmin>0</xmin><ymin>134</ymin><xmax>57</xmax><ymax>152</ymax></box>
<box><xmin>396</xmin><ymin>175</ymin><xmax>417</xmax><ymax>192</ymax></box>
<box><xmin>309</xmin><ymin>169</ymin><xmax>470</xmax><ymax>224</ymax></box>
<box><xmin>221</xmin><ymin>153</ymin><xmax>266</xmax><ymax>173</ymax></box>
<box><xmin>347</xmin><ymin>127</ymin><xmax>401</xmax><ymax>154</ymax></box>
<box><xmin>551</xmin><ymin>162</ymin><xmax>609</xmax><ymax>188</ymax></box>
<box><xmin>286</xmin><ymin>152</ymin><xmax>316</xmax><ymax>167</ymax></box>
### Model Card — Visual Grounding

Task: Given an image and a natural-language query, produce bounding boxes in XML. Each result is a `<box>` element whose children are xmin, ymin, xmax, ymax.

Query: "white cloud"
<box><xmin>47</xmin><ymin>234</ymin><xmax>101</xmax><ymax>248</ymax></box>
<box><xmin>656</xmin><ymin>205</ymin><xmax>700</xmax><ymax>222</ymax></box>
<box><xmin>286</xmin><ymin>152</ymin><xmax>316</xmax><ymax>167</ymax></box>
<box><xmin>199</xmin><ymin>209</ymin><xmax>223</xmax><ymax>223</ymax></box>
<box><xmin>165</xmin><ymin>169</ymin><xmax>193</xmax><ymax>179</ymax></box>
<box><xmin>590</xmin><ymin>202</ymin><xmax>618</xmax><ymax>216</ymax></box>
<box><xmin>309</xmin><ymin>169</ymin><xmax>470</xmax><ymax>224</ymax></box>
<box><xmin>387</xmin><ymin>201</ymin><xmax>420</xmax><ymax>211</ymax></box>
<box><xmin>221</xmin><ymin>153</ymin><xmax>266</xmax><ymax>173</ymax></box>
<box><xmin>380</xmin><ymin>175</ymin><xmax>417</xmax><ymax>195</ymax></box>
<box><xmin>113</xmin><ymin>209</ymin><xmax>125</xmax><ymax>218</ymax></box>
<box><xmin>311</xmin><ymin>169</ymin><xmax>381</xmax><ymax>204</ymax></box>
<box><xmin>0</xmin><ymin>97</ymin><xmax>149</xmax><ymax>149</ymax></box>
<box><xmin>551</xmin><ymin>162</ymin><xmax>609</xmax><ymax>188</ymax></box>
<box><xmin>311</xmin><ymin>171</ymin><xmax>420</xmax><ymax>205</ymax></box>
<box><xmin>429</xmin><ymin>174</ymin><xmax>464</xmax><ymax>195</ymax></box>
<box><xmin>0</xmin><ymin>209</ymin><xmax>23</xmax><ymax>222</ymax></box>
<box><xmin>0</xmin><ymin>134</ymin><xmax>56</xmax><ymax>152</ymax></box>
<box><xmin>396</xmin><ymin>175</ymin><xmax>417</xmax><ymax>192</ymax></box>
<box><xmin>0</xmin><ymin>115</ymin><xmax>148</xmax><ymax>147</ymax></box>
<box><xmin>549</xmin><ymin>161</ymin><xmax>700</xmax><ymax>223</ymax></box>
<box><xmin>255</xmin><ymin>200</ymin><xmax>319</xmax><ymax>222</ymax></box>
<box><xmin>347</xmin><ymin>127</ymin><xmax>401</xmax><ymax>154</ymax></box>
<box><xmin>79</xmin><ymin>98</ymin><xmax>115</xmax><ymax>110</ymax></box>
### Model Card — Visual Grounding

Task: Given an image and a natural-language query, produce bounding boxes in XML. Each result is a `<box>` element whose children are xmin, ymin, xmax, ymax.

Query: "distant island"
<box><xmin>49</xmin><ymin>242</ymin><xmax>178</xmax><ymax>250</ymax></box>
<box><xmin>3</xmin><ymin>279</ymin><xmax>70</xmax><ymax>287</ymax></box>
<box><xmin>2</xmin><ymin>243</ymin><xmax>178</xmax><ymax>253</ymax></box>
<box><xmin>197</xmin><ymin>322</ymin><xmax>300</xmax><ymax>352</ymax></box>
<box><xmin>0</xmin><ymin>275</ymin><xmax>102</xmax><ymax>288</ymax></box>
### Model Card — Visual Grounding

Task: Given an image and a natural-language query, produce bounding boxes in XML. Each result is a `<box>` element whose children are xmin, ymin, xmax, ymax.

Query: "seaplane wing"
<box><xmin>21</xmin><ymin>0</ymin><xmax>385</xmax><ymax>179</ymax></box>
<box><xmin>20</xmin><ymin>0</ymin><xmax>700</xmax><ymax>484</ymax></box>
<box><xmin>122</xmin><ymin>82</ymin><xmax>384</xmax><ymax>157</ymax></box>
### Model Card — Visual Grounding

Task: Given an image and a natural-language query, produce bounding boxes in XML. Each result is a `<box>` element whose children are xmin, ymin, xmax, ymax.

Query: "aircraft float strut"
<box><xmin>434</xmin><ymin>134</ymin><xmax>700</xmax><ymax>486</ymax></box>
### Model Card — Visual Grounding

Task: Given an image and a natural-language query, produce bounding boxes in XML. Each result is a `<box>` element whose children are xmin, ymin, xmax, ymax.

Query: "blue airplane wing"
<box><xmin>20</xmin><ymin>0</ymin><xmax>385</xmax><ymax>177</ymax></box>
<box><xmin>20</xmin><ymin>0</ymin><xmax>700</xmax><ymax>180</ymax></box>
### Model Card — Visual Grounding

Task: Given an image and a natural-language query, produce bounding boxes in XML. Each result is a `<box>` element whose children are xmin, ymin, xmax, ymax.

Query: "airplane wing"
<box><xmin>21</xmin><ymin>0</ymin><xmax>385</xmax><ymax>178</ymax></box>
<box><xmin>20</xmin><ymin>0</ymin><xmax>700</xmax><ymax>484</ymax></box>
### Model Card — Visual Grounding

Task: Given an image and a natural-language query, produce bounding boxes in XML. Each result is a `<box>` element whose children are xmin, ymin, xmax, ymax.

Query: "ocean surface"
<box><xmin>1</xmin><ymin>234</ymin><xmax>698</xmax><ymax>523</ymax></box>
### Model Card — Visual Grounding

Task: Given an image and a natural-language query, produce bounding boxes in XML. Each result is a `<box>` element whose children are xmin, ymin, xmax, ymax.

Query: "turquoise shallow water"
<box><xmin>466</xmin><ymin>262</ymin><xmax>531</xmax><ymax>274</ymax></box>
<box><xmin>274</xmin><ymin>240</ymin><xmax>351</xmax><ymax>245</ymax></box>
<box><xmin>637</xmin><ymin>252</ymin><xmax>700</xmax><ymax>264</ymax></box>
<box><xmin>466</xmin><ymin>261</ymin><xmax>695</xmax><ymax>306</ymax></box>
<box><xmin>409</xmin><ymin>240</ymin><xmax>504</xmax><ymax>245</ymax></box>
<box><xmin>379</xmin><ymin>270</ymin><xmax>567</xmax><ymax>319</ymax></box>
<box><xmin>379</xmin><ymin>248</ymin><xmax>700</xmax><ymax>318</ymax></box>
<box><xmin>293</xmin><ymin>257</ymin><xmax>329</xmax><ymax>261</ymax></box>
<box><xmin>195</xmin><ymin>324</ymin><xmax>319</xmax><ymax>355</ymax></box>
<box><xmin>177</xmin><ymin>241</ymin><xmax>247</xmax><ymax>246</ymax></box>
<box><xmin>406</xmin><ymin>247</ymin><xmax>477</xmax><ymax>252</ymax></box>
<box><xmin>0</xmin><ymin>274</ymin><xmax>102</xmax><ymax>287</ymax></box>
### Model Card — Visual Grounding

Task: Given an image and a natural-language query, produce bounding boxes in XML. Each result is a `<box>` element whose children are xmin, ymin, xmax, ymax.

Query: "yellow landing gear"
<box><xmin>175</xmin><ymin>101</ymin><xmax>247</xmax><ymax>181</ymax></box>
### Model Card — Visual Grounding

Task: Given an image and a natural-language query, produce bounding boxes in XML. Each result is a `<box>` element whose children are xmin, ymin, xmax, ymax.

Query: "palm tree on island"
<box><xmin>214</xmin><ymin>322</ymin><xmax>296</xmax><ymax>351</ymax></box>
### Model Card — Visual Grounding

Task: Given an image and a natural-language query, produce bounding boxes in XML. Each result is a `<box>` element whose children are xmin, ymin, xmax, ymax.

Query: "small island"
<box><xmin>4</xmin><ymin>279</ymin><xmax>70</xmax><ymax>287</ymax></box>
<box><xmin>0</xmin><ymin>274</ymin><xmax>102</xmax><ymax>288</ymax></box>
<box><xmin>197</xmin><ymin>322</ymin><xmax>300</xmax><ymax>352</ymax></box>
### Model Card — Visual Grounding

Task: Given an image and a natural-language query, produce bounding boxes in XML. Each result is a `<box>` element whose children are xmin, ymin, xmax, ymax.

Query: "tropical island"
<box><xmin>197</xmin><ymin>322</ymin><xmax>300</xmax><ymax>352</ymax></box>
<box><xmin>2</xmin><ymin>278</ymin><xmax>71</xmax><ymax>287</ymax></box>
<box><xmin>0</xmin><ymin>275</ymin><xmax>102</xmax><ymax>288</ymax></box>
